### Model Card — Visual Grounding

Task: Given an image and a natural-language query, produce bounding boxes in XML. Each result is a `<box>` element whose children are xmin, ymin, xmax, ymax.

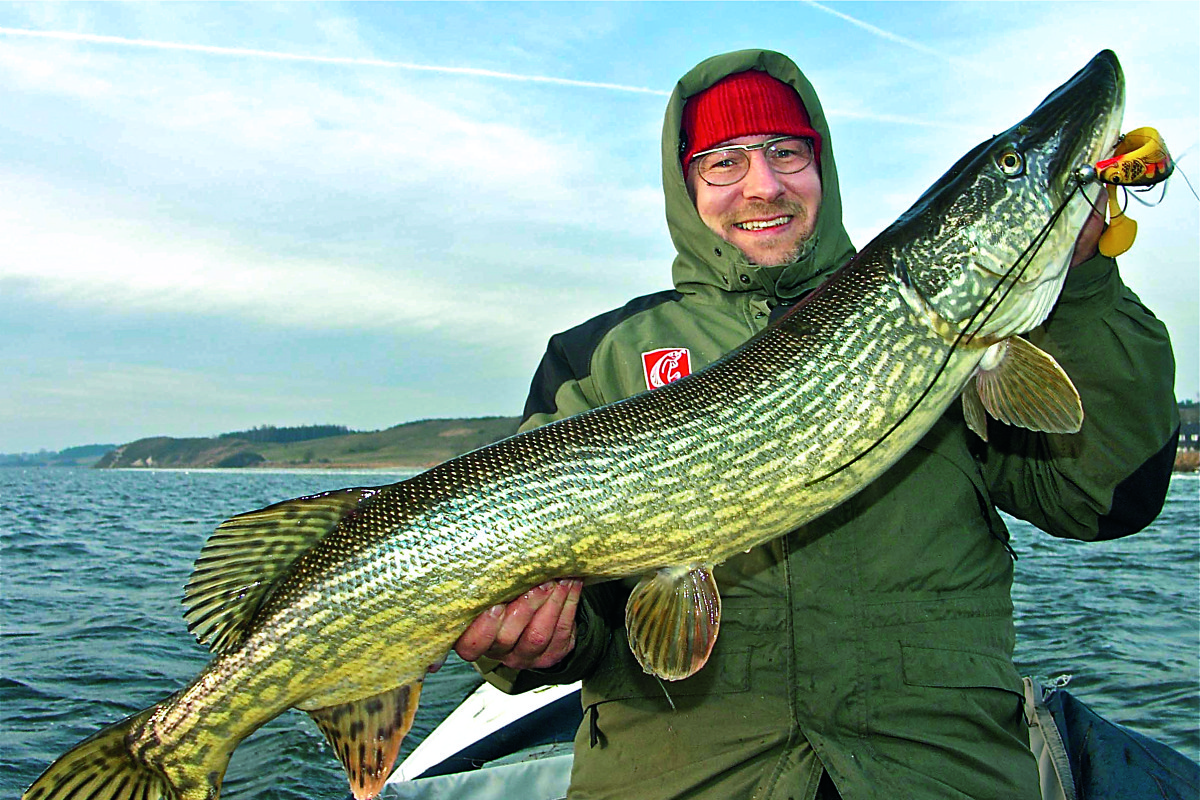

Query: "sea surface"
<box><xmin>2</xmin><ymin>468</ymin><xmax>1197</xmax><ymax>798</ymax></box>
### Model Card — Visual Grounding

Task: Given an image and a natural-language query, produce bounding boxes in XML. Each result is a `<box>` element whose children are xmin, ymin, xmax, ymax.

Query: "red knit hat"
<box><xmin>680</xmin><ymin>70</ymin><xmax>821</xmax><ymax>170</ymax></box>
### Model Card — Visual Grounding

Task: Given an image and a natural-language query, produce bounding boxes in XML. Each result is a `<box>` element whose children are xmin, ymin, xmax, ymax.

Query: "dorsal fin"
<box><xmin>308</xmin><ymin>682</ymin><xmax>423</xmax><ymax>800</ymax></box>
<box><xmin>183</xmin><ymin>487</ymin><xmax>384</xmax><ymax>653</ymax></box>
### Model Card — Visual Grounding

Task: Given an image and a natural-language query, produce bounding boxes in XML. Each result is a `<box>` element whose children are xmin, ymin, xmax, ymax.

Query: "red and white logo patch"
<box><xmin>642</xmin><ymin>348</ymin><xmax>691</xmax><ymax>390</ymax></box>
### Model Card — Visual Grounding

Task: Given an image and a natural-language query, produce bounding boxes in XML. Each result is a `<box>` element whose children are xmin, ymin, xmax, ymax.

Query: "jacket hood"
<box><xmin>662</xmin><ymin>50</ymin><xmax>856</xmax><ymax>300</ymax></box>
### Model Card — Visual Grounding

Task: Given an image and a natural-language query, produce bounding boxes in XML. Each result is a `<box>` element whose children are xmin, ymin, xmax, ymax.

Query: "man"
<box><xmin>455</xmin><ymin>50</ymin><xmax>1178</xmax><ymax>799</ymax></box>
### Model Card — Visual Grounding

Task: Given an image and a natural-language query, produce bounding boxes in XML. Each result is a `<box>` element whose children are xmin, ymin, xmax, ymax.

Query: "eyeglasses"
<box><xmin>690</xmin><ymin>136</ymin><xmax>816</xmax><ymax>187</ymax></box>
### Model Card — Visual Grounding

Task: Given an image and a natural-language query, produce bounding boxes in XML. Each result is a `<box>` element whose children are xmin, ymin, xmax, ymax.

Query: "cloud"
<box><xmin>1</xmin><ymin>1</ymin><xmax>1194</xmax><ymax>457</ymax></box>
<box><xmin>3</xmin><ymin>27</ymin><xmax>668</xmax><ymax>216</ymax></box>
<box><xmin>0</xmin><ymin>165</ymin><xmax>670</xmax><ymax>353</ymax></box>
<box><xmin>0</xmin><ymin>24</ymin><xmax>673</xmax><ymax>350</ymax></box>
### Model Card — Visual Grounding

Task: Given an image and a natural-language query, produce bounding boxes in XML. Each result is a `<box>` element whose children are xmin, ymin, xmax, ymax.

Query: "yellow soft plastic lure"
<box><xmin>1096</xmin><ymin>126</ymin><xmax>1174</xmax><ymax>186</ymax></box>
<box><xmin>1094</xmin><ymin>126</ymin><xmax>1174</xmax><ymax>257</ymax></box>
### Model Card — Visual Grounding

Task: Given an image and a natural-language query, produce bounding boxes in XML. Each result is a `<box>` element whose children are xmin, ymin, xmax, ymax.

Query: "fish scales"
<box><xmin>37</xmin><ymin>271</ymin><xmax>997</xmax><ymax>786</ymax></box>
<box><xmin>24</xmin><ymin>50</ymin><xmax>1124</xmax><ymax>800</ymax></box>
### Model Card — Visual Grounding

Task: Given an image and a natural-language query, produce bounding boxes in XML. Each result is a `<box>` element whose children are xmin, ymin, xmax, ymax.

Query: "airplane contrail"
<box><xmin>0</xmin><ymin>27</ymin><xmax>672</xmax><ymax>96</ymax></box>
<box><xmin>801</xmin><ymin>1</ymin><xmax>987</xmax><ymax>74</ymax></box>
<box><xmin>0</xmin><ymin>24</ymin><xmax>976</xmax><ymax>130</ymax></box>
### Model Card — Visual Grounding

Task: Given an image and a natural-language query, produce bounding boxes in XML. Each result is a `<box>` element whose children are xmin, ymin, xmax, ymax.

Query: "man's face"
<box><xmin>685</xmin><ymin>134</ymin><xmax>822</xmax><ymax>267</ymax></box>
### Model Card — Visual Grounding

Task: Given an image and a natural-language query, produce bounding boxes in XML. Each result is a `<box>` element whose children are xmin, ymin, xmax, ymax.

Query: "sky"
<box><xmin>1</xmin><ymin>1</ymin><xmax>1197</xmax><ymax>453</ymax></box>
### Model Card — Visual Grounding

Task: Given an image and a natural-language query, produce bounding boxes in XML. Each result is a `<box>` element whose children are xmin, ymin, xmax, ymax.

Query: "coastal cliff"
<box><xmin>93</xmin><ymin>418</ymin><xmax>521</xmax><ymax>470</ymax></box>
<box><xmin>6</xmin><ymin>402</ymin><xmax>1196</xmax><ymax>471</ymax></box>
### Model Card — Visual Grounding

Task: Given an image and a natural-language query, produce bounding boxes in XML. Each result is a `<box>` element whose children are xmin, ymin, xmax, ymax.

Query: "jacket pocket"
<box><xmin>577</xmin><ymin>646</ymin><xmax>763</xmax><ymax>759</ymax></box>
<box><xmin>901</xmin><ymin>644</ymin><xmax>1023</xmax><ymax>695</ymax></box>
<box><xmin>869</xmin><ymin>645</ymin><xmax>1039</xmax><ymax>797</ymax></box>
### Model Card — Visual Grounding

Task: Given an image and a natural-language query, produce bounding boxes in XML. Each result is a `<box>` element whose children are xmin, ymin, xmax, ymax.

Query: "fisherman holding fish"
<box><xmin>25</xmin><ymin>49</ymin><xmax>1186</xmax><ymax>800</ymax></box>
<box><xmin>455</xmin><ymin>50</ymin><xmax>1179</xmax><ymax>799</ymax></box>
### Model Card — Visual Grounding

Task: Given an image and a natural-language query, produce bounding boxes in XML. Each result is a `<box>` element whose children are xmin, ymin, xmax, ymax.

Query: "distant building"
<box><xmin>1179</xmin><ymin>401</ymin><xmax>1198</xmax><ymax>451</ymax></box>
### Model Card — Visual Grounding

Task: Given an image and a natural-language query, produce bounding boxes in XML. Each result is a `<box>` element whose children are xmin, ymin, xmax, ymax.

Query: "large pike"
<box><xmin>26</xmin><ymin>50</ymin><xmax>1125</xmax><ymax>800</ymax></box>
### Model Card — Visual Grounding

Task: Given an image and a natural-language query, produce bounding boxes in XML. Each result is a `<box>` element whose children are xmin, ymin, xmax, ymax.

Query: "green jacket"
<box><xmin>480</xmin><ymin>50</ymin><xmax>1179</xmax><ymax>800</ymax></box>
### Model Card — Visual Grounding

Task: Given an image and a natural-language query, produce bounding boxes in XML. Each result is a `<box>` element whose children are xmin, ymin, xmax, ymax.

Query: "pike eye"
<box><xmin>996</xmin><ymin>150</ymin><xmax>1024</xmax><ymax>177</ymax></box>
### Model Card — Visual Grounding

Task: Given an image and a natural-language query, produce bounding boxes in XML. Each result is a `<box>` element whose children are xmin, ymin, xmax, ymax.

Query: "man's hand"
<box><xmin>454</xmin><ymin>578</ymin><xmax>582</xmax><ymax>671</ymax></box>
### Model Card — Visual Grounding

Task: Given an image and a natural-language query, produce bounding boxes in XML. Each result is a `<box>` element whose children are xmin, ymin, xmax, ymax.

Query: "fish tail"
<box><xmin>22</xmin><ymin>703</ymin><xmax>226</xmax><ymax>800</ymax></box>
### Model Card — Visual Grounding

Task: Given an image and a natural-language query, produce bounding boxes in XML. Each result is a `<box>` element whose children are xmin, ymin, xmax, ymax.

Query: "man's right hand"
<box><xmin>453</xmin><ymin>578</ymin><xmax>582</xmax><ymax>671</ymax></box>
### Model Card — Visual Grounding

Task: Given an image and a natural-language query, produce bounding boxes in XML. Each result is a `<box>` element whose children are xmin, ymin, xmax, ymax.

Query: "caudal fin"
<box><xmin>23</xmin><ymin>704</ymin><xmax>221</xmax><ymax>800</ymax></box>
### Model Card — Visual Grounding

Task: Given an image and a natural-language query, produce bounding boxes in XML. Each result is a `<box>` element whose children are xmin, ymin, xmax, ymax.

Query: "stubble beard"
<box><xmin>723</xmin><ymin>200</ymin><xmax>814</xmax><ymax>267</ymax></box>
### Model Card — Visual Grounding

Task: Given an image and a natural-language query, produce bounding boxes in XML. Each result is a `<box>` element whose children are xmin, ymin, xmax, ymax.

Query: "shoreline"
<box><xmin>104</xmin><ymin>463</ymin><xmax>430</xmax><ymax>474</ymax></box>
<box><xmin>95</xmin><ymin>454</ymin><xmax>1200</xmax><ymax>473</ymax></box>
<box><xmin>11</xmin><ymin>450</ymin><xmax>1198</xmax><ymax>474</ymax></box>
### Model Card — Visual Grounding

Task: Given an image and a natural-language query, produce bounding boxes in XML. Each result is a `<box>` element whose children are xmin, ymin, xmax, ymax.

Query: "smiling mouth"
<box><xmin>735</xmin><ymin>216</ymin><xmax>792</xmax><ymax>232</ymax></box>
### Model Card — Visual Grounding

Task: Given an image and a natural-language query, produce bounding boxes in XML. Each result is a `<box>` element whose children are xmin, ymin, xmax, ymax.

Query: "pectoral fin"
<box><xmin>969</xmin><ymin>336</ymin><xmax>1083</xmax><ymax>436</ymax></box>
<box><xmin>962</xmin><ymin>375</ymin><xmax>990</xmax><ymax>442</ymax></box>
<box><xmin>625</xmin><ymin>565</ymin><xmax>721</xmax><ymax>681</ymax></box>
<box><xmin>308</xmin><ymin>682</ymin><xmax>422</xmax><ymax>800</ymax></box>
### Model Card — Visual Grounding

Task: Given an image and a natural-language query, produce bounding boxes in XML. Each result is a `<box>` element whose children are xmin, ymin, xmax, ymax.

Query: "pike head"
<box><xmin>891</xmin><ymin>49</ymin><xmax>1125</xmax><ymax>344</ymax></box>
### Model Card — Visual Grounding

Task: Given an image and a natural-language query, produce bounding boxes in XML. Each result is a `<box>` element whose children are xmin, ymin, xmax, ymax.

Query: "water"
<box><xmin>1008</xmin><ymin>472</ymin><xmax>1200</xmax><ymax>758</ymax></box>
<box><xmin>2</xmin><ymin>468</ymin><xmax>1196</xmax><ymax>798</ymax></box>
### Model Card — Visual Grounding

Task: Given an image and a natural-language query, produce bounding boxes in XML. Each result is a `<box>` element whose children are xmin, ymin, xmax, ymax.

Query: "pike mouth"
<box><xmin>735</xmin><ymin>216</ymin><xmax>792</xmax><ymax>231</ymax></box>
